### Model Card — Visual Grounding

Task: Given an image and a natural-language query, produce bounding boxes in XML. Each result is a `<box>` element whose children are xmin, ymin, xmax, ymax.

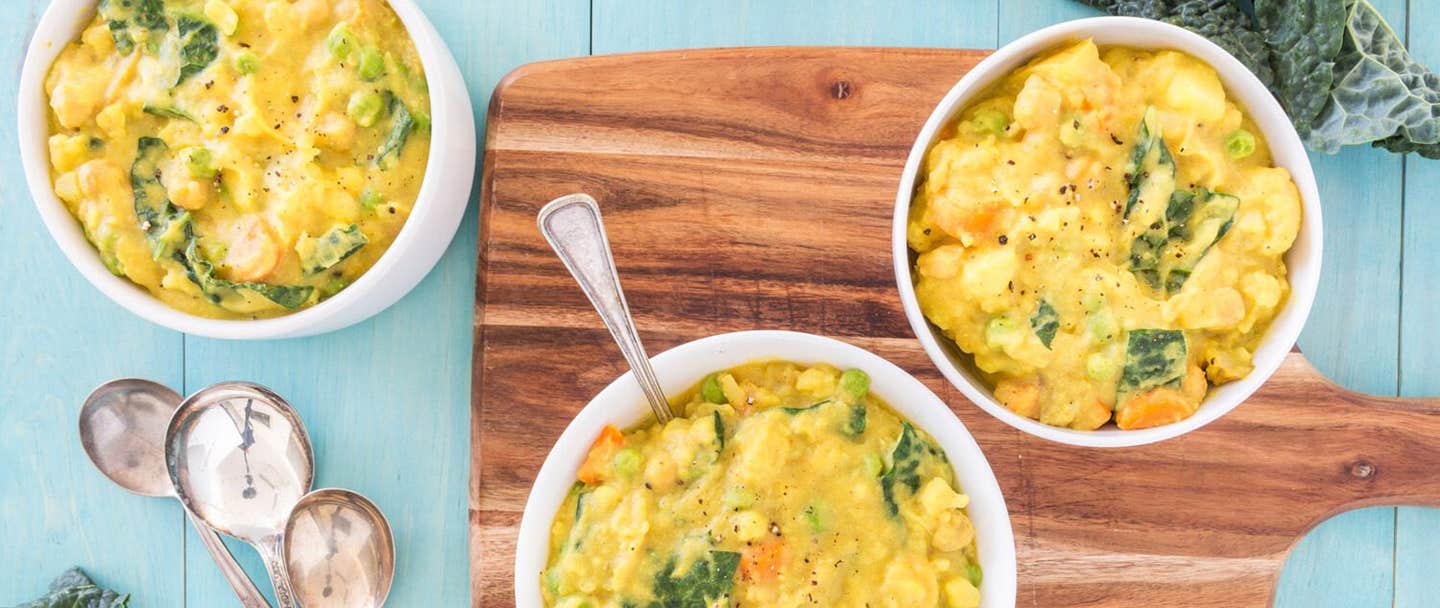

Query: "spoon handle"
<box><xmin>189</xmin><ymin>512</ymin><xmax>272</xmax><ymax>608</ymax></box>
<box><xmin>538</xmin><ymin>193</ymin><xmax>675</xmax><ymax>424</ymax></box>
<box><xmin>258</xmin><ymin>536</ymin><xmax>299</xmax><ymax>608</ymax></box>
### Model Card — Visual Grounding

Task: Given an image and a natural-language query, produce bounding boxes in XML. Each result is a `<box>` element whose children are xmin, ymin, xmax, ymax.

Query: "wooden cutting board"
<box><xmin>470</xmin><ymin>47</ymin><xmax>1440</xmax><ymax>607</ymax></box>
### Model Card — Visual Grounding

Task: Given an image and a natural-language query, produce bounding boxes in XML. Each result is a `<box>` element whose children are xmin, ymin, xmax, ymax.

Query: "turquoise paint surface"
<box><xmin>1396</xmin><ymin>2</ymin><xmax>1440</xmax><ymax>606</ymax></box>
<box><xmin>0</xmin><ymin>0</ymin><xmax>1435</xmax><ymax>605</ymax></box>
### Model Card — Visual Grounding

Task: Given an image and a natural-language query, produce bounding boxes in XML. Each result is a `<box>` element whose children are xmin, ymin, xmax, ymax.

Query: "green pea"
<box><xmin>1085</xmin><ymin>352</ymin><xmax>1118</xmax><ymax>382</ymax></box>
<box><xmin>326</xmin><ymin>23</ymin><xmax>356</xmax><ymax>59</ymax></box>
<box><xmin>969</xmin><ymin>108</ymin><xmax>1009</xmax><ymax>136</ymax></box>
<box><xmin>722</xmin><ymin>486</ymin><xmax>756</xmax><ymax>509</ymax></box>
<box><xmin>357</xmin><ymin>47</ymin><xmax>385</xmax><ymax>81</ymax></box>
<box><xmin>184</xmin><ymin>147</ymin><xmax>216</xmax><ymax>179</ymax></box>
<box><xmin>1087</xmin><ymin>309</ymin><xmax>1118</xmax><ymax>343</ymax></box>
<box><xmin>233</xmin><ymin>50</ymin><xmax>258</xmax><ymax>75</ymax></box>
<box><xmin>1225</xmin><ymin>128</ymin><xmax>1256</xmax><ymax>159</ymax></box>
<box><xmin>612</xmin><ymin>447</ymin><xmax>641</xmax><ymax>477</ymax></box>
<box><xmin>358</xmin><ymin>188</ymin><xmax>384</xmax><ymax>211</ymax></box>
<box><xmin>347</xmin><ymin>90</ymin><xmax>386</xmax><ymax>127</ymax></box>
<box><xmin>966</xmin><ymin>562</ymin><xmax>983</xmax><ymax>587</ymax></box>
<box><xmin>839</xmin><ymin>368</ymin><xmax>869</xmax><ymax>401</ymax></box>
<box><xmin>985</xmin><ymin>316</ymin><xmax>1022</xmax><ymax>349</ymax></box>
<box><xmin>701</xmin><ymin>373</ymin><xmax>726</xmax><ymax>404</ymax></box>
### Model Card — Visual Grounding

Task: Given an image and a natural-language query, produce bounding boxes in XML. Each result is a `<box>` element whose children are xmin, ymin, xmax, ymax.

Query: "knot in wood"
<box><xmin>1349</xmin><ymin>460</ymin><xmax>1376</xmax><ymax>479</ymax></box>
<box><xmin>831</xmin><ymin>79</ymin><xmax>853</xmax><ymax>100</ymax></box>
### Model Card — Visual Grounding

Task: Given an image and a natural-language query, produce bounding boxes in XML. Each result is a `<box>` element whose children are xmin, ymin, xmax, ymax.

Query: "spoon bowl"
<box><xmin>80</xmin><ymin>379</ymin><xmax>182</xmax><ymax>498</ymax></box>
<box><xmin>167</xmin><ymin>381</ymin><xmax>315</xmax><ymax>607</ymax></box>
<box><xmin>80</xmin><ymin>379</ymin><xmax>272</xmax><ymax>607</ymax></box>
<box><xmin>284</xmin><ymin>488</ymin><xmax>396</xmax><ymax>608</ymax></box>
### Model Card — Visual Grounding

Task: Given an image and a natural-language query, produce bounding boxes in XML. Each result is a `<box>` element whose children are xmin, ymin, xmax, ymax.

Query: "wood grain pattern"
<box><xmin>472</xmin><ymin>47</ymin><xmax>1440</xmax><ymax>607</ymax></box>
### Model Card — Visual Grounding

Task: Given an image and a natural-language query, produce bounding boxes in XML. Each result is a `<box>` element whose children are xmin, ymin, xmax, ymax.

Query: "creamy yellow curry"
<box><xmin>908</xmin><ymin>40</ymin><xmax>1301</xmax><ymax>431</ymax></box>
<box><xmin>46</xmin><ymin>0</ymin><xmax>430</xmax><ymax>318</ymax></box>
<box><xmin>543</xmin><ymin>361</ymin><xmax>983</xmax><ymax>608</ymax></box>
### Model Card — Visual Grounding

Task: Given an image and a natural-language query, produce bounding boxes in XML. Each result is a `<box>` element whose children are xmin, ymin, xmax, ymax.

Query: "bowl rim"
<box><xmin>891</xmin><ymin>16</ymin><xmax>1324</xmax><ymax>448</ymax></box>
<box><xmin>512</xmin><ymin>329</ymin><xmax>1018</xmax><ymax>607</ymax></box>
<box><xmin>17</xmin><ymin>0</ymin><xmax>476</xmax><ymax>339</ymax></box>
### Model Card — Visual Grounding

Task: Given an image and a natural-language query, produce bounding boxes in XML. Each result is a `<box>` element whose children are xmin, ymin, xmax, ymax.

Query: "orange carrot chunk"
<box><xmin>740</xmin><ymin>538</ymin><xmax>784</xmax><ymax>582</ymax></box>
<box><xmin>1116</xmin><ymin>388</ymin><xmax>1195</xmax><ymax>430</ymax></box>
<box><xmin>576</xmin><ymin>424</ymin><xmax>625</xmax><ymax>485</ymax></box>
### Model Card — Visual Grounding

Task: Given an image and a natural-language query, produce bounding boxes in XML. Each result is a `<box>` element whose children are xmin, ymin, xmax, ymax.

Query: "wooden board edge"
<box><xmin>470</xmin><ymin>60</ymin><xmax>511</xmax><ymax>605</ymax></box>
<box><xmin>470</xmin><ymin>47</ymin><xmax>1440</xmax><ymax>607</ymax></box>
<box><xmin>487</xmin><ymin>46</ymin><xmax>983</xmax><ymax>95</ymax></box>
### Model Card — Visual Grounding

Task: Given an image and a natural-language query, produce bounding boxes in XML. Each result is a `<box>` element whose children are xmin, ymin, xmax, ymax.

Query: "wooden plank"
<box><xmin>174</xmin><ymin>1</ymin><xmax>589</xmax><ymax>606</ymax></box>
<box><xmin>1274</xmin><ymin>508</ymin><xmax>1397</xmax><ymax>608</ymax></box>
<box><xmin>474</xmin><ymin>47</ymin><xmax>1440</xmax><ymax>607</ymax></box>
<box><xmin>592</xmin><ymin>0</ymin><xmax>997</xmax><ymax>52</ymax></box>
<box><xmin>1395</xmin><ymin>0</ymin><xmax>1440</xmax><ymax>605</ymax></box>
<box><xmin>0</xmin><ymin>2</ymin><xmax>188</xmax><ymax>606</ymax></box>
<box><xmin>1270</xmin><ymin>0</ymin><xmax>1411</xmax><ymax>603</ymax></box>
<box><xmin>998</xmin><ymin>0</ymin><xmax>1098</xmax><ymax>43</ymax></box>
<box><xmin>1273</xmin><ymin>144</ymin><xmax>1403</xmax><ymax>608</ymax></box>
<box><xmin>1396</xmin><ymin>509</ymin><xmax>1440</xmax><ymax>608</ymax></box>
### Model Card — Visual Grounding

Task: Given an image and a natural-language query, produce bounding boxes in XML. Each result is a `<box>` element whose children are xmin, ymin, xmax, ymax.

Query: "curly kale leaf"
<box><xmin>376</xmin><ymin>92</ymin><xmax>416</xmax><ymax>168</ymax></box>
<box><xmin>12</xmin><ymin>567</ymin><xmax>130</xmax><ymax>608</ymax></box>
<box><xmin>99</xmin><ymin>0</ymin><xmax>166</xmax><ymax>56</ymax></box>
<box><xmin>173</xmin><ymin>15</ymin><xmax>219</xmax><ymax>86</ymax></box>
<box><xmin>1254</xmin><ymin>0</ymin><xmax>1347</xmax><ymax>133</ymax></box>
<box><xmin>1030</xmin><ymin>299</ymin><xmax>1060</xmax><ymax>349</ymax></box>
<box><xmin>130</xmin><ymin>136</ymin><xmax>192</xmax><ymax>259</ymax></box>
<box><xmin>1308</xmin><ymin>0</ymin><xmax>1440</xmax><ymax>157</ymax></box>
<box><xmin>300</xmin><ymin>224</ymin><xmax>369</xmax><ymax>275</ymax></box>
<box><xmin>1076</xmin><ymin>0</ymin><xmax>1275</xmax><ymax>86</ymax></box>
<box><xmin>649</xmin><ymin>550</ymin><xmax>740</xmax><ymax>608</ymax></box>
<box><xmin>1077</xmin><ymin>0</ymin><xmax>1440</xmax><ymax>158</ymax></box>
<box><xmin>881</xmin><ymin>422</ymin><xmax>934</xmax><ymax>517</ymax></box>
<box><xmin>1119</xmin><ymin>329</ymin><xmax>1188</xmax><ymax>394</ymax></box>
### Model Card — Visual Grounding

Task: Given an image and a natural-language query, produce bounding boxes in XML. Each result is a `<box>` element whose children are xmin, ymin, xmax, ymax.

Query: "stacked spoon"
<box><xmin>79</xmin><ymin>379</ymin><xmax>395</xmax><ymax>608</ymax></box>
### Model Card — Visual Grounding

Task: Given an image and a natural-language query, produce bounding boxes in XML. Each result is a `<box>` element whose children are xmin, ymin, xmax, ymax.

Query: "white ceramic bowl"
<box><xmin>893</xmin><ymin>17</ymin><xmax>1322</xmax><ymax>448</ymax></box>
<box><xmin>18</xmin><ymin>0</ymin><xmax>475</xmax><ymax>339</ymax></box>
<box><xmin>515</xmin><ymin>330</ymin><xmax>1017</xmax><ymax>607</ymax></box>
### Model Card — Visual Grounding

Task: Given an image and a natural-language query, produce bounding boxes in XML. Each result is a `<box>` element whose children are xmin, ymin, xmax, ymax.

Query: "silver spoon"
<box><xmin>538</xmin><ymin>193</ymin><xmax>676</xmax><ymax>424</ymax></box>
<box><xmin>283</xmin><ymin>488</ymin><xmax>395</xmax><ymax>608</ymax></box>
<box><xmin>166</xmin><ymin>382</ymin><xmax>315</xmax><ymax>608</ymax></box>
<box><xmin>79</xmin><ymin>379</ymin><xmax>271</xmax><ymax>608</ymax></box>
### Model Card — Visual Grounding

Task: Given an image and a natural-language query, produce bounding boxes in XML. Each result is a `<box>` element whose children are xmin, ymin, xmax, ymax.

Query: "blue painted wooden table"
<box><xmin>1</xmin><ymin>1</ymin><xmax>1435</xmax><ymax>606</ymax></box>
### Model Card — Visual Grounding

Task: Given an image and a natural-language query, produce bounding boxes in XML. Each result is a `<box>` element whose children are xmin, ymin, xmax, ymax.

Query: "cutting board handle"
<box><xmin>1288</xmin><ymin>354</ymin><xmax>1440</xmax><ymax>512</ymax></box>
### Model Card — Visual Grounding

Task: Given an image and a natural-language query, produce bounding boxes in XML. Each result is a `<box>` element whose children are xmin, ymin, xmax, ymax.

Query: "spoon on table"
<box><xmin>538</xmin><ymin>193</ymin><xmax>676</xmax><ymax>424</ymax></box>
<box><xmin>79</xmin><ymin>379</ymin><xmax>272</xmax><ymax>608</ymax></box>
<box><xmin>166</xmin><ymin>382</ymin><xmax>315</xmax><ymax>608</ymax></box>
<box><xmin>283</xmin><ymin>488</ymin><xmax>396</xmax><ymax>608</ymax></box>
